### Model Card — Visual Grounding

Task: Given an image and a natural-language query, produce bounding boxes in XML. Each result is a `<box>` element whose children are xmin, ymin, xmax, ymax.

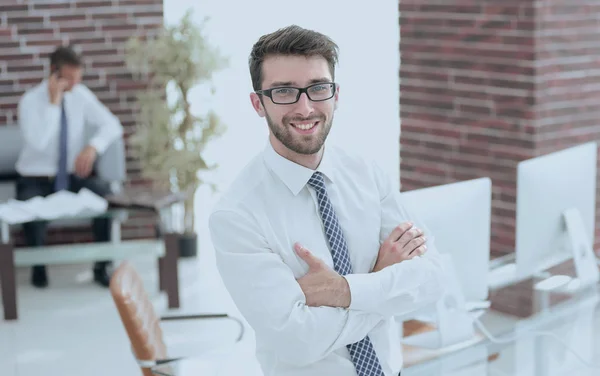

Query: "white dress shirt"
<box><xmin>16</xmin><ymin>80</ymin><xmax>123</xmax><ymax>177</ymax></box>
<box><xmin>209</xmin><ymin>141</ymin><xmax>446</xmax><ymax>376</ymax></box>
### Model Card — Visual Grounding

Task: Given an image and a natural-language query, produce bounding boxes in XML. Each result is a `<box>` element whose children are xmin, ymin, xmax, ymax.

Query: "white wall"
<box><xmin>164</xmin><ymin>0</ymin><xmax>400</xmax><ymax>213</ymax></box>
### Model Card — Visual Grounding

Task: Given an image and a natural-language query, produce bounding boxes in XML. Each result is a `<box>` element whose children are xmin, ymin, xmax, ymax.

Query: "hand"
<box><xmin>48</xmin><ymin>72</ymin><xmax>69</xmax><ymax>105</ymax></box>
<box><xmin>75</xmin><ymin>145</ymin><xmax>98</xmax><ymax>178</ymax></box>
<box><xmin>294</xmin><ymin>243</ymin><xmax>351</xmax><ymax>309</ymax></box>
<box><xmin>372</xmin><ymin>222</ymin><xmax>428</xmax><ymax>273</ymax></box>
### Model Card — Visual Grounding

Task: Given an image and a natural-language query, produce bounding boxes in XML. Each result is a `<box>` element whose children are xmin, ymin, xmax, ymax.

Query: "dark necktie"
<box><xmin>54</xmin><ymin>99</ymin><xmax>69</xmax><ymax>192</ymax></box>
<box><xmin>307</xmin><ymin>171</ymin><xmax>384</xmax><ymax>376</ymax></box>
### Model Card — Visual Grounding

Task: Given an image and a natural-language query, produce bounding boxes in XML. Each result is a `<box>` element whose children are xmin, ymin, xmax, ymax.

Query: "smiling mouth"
<box><xmin>290</xmin><ymin>121</ymin><xmax>319</xmax><ymax>131</ymax></box>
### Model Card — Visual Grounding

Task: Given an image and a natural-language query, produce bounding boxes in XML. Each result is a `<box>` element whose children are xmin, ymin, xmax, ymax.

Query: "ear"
<box><xmin>250</xmin><ymin>92</ymin><xmax>266</xmax><ymax>118</ymax></box>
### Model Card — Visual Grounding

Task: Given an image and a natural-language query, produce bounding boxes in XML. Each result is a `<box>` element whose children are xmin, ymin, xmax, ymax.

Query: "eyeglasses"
<box><xmin>256</xmin><ymin>82</ymin><xmax>337</xmax><ymax>105</ymax></box>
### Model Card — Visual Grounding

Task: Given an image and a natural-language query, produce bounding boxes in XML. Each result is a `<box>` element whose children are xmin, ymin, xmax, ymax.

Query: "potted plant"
<box><xmin>125</xmin><ymin>10</ymin><xmax>227</xmax><ymax>257</ymax></box>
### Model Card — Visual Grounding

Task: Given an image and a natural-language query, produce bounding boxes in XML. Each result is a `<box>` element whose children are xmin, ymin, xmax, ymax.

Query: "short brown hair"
<box><xmin>249</xmin><ymin>25</ymin><xmax>339</xmax><ymax>91</ymax></box>
<box><xmin>50</xmin><ymin>45</ymin><xmax>82</xmax><ymax>70</ymax></box>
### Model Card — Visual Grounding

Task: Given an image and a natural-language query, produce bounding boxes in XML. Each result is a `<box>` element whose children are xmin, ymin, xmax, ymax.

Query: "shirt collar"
<box><xmin>263</xmin><ymin>140</ymin><xmax>336</xmax><ymax>196</ymax></box>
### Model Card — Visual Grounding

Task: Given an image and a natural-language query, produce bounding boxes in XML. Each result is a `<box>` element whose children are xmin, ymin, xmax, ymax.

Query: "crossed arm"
<box><xmin>209</xmin><ymin>209</ymin><xmax>385</xmax><ymax>367</ymax></box>
<box><xmin>209</xmin><ymin>209</ymin><xmax>445</xmax><ymax>365</ymax></box>
<box><xmin>295</xmin><ymin>219</ymin><xmax>445</xmax><ymax>319</ymax></box>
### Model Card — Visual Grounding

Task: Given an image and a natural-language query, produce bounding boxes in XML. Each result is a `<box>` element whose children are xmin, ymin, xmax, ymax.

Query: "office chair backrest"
<box><xmin>110</xmin><ymin>262</ymin><xmax>167</xmax><ymax>376</ymax></box>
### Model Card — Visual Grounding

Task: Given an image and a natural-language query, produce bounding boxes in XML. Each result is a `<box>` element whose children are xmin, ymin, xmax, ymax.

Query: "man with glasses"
<box><xmin>209</xmin><ymin>25</ymin><xmax>446</xmax><ymax>376</ymax></box>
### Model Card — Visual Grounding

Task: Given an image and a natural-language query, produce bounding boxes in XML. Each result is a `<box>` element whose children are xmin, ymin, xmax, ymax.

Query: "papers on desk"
<box><xmin>0</xmin><ymin>189</ymin><xmax>108</xmax><ymax>225</ymax></box>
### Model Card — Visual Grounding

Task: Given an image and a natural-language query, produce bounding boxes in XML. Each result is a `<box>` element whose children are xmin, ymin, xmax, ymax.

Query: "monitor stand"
<box><xmin>402</xmin><ymin>255</ymin><xmax>477</xmax><ymax>349</ymax></box>
<box><xmin>562</xmin><ymin>208</ymin><xmax>599</xmax><ymax>288</ymax></box>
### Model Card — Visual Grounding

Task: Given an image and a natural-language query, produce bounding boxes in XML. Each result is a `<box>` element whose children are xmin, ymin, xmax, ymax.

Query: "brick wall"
<box><xmin>399</xmin><ymin>0</ymin><xmax>600</xmax><ymax>257</ymax></box>
<box><xmin>0</xmin><ymin>0</ymin><xmax>163</xmax><ymax>244</ymax></box>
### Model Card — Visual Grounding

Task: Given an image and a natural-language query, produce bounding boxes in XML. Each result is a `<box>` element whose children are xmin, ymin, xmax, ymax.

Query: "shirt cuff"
<box><xmin>88</xmin><ymin>136</ymin><xmax>111</xmax><ymax>155</ymax></box>
<box><xmin>344</xmin><ymin>273</ymin><xmax>383</xmax><ymax>312</ymax></box>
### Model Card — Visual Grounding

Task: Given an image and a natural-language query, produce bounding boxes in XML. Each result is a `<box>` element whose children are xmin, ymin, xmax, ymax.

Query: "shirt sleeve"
<box><xmin>209</xmin><ymin>209</ymin><xmax>385</xmax><ymax>367</ymax></box>
<box><xmin>80</xmin><ymin>86</ymin><xmax>123</xmax><ymax>154</ymax></box>
<box><xmin>343</xmin><ymin>161</ymin><xmax>447</xmax><ymax>319</ymax></box>
<box><xmin>18</xmin><ymin>90</ymin><xmax>62</xmax><ymax>152</ymax></box>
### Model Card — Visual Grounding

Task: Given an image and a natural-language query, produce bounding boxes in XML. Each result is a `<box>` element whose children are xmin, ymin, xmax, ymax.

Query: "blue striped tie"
<box><xmin>54</xmin><ymin>99</ymin><xmax>69</xmax><ymax>192</ymax></box>
<box><xmin>308</xmin><ymin>171</ymin><xmax>384</xmax><ymax>376</ymax></box>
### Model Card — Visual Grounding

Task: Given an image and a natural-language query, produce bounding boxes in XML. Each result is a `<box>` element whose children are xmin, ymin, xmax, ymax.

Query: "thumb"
<box><xmin>294</xmin><ymin>243</ymin><xmax>321</xmax><ymax>269</ymax></box>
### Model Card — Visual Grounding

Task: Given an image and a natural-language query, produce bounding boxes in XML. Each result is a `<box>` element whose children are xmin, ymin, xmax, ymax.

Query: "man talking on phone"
<box><xmin>15</xmin><ymin>45</ymin><xmax>123</xmax><ymax>288</ymax></box>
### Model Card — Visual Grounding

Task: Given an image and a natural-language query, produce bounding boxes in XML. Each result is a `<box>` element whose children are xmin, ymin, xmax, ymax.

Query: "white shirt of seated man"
<box><xmin>16</xmin><ymin>56</ymin><xmax>123</xmax><ymax>178</ymax></box>
<box><xmin>209</xmin><ymin>26</ymin><xmax>446</xmax><ymax>376</ymax></box>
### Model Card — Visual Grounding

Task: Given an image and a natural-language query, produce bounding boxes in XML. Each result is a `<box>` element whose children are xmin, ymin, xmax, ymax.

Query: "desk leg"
<box><xmin>160</xmin><ymin>233</ymin><xmax>180</xmax><ymax>308</ymax></box>
<box><xmin>156</xmin><ymin>224</ymin><xmax>166</xmax><ymax>292</ymax></box>
<box><xmin>158</xmin><ymin>257</ymin><xmax>166</xmax><ymax>292</ymax></box>
<box><xmin>0</xmin><ymin>243</ymin><xmax>17</xmax><ymax>320</ymax></box>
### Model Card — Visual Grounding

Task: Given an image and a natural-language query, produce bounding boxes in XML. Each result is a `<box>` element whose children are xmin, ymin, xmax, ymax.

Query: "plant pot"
<box><xmin>178</xmin><ymin>232</ymin><xmax>198</xmax><ymax>258</ymax></box>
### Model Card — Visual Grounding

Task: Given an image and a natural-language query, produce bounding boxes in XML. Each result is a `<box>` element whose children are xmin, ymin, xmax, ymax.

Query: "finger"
<box><xmin>385</xmin><ymin>222</ymin><xmax>413</xmax><ymax>244</ymax></box>
<box><xmin>403</xmin><ymin>236</ymin><xmax>426</xmax><ymax>256</ymax></box>
<box><xmin>83</xmin><ymin>157</ymin><xmax>93</xmax><ymax>177</ymax></box>
<box><xmin>409</xmin><ymin>244</ymin><xmax>427</xmax><ymax>258</ymax></box>
<box><xmin>294</xmin><ymin>243</ymin><xmax>322</xmax><ymax>269</ymax></box>
<box><xmin>74</xmin><ymin>157</ymin><xmax>81</xmax><ymax>176</ymax></box>
<box><xmin>78</xmin><ymin>157</ymin><xmax>89</xmax><ymax>177</ymax></box>
<box><xmin>75</xmin><ymin>156</ymin><xmax>83</xmax><ymax>177</ymax></box>
<box><xmin>397</xmin><ymin>226</ymin><xmax>423</xmax><ymax>248</ymax></box>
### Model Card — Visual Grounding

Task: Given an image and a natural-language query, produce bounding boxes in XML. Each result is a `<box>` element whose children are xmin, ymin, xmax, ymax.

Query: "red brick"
<box><xmin>7</xmin><ymin>64</ymin><xmax>45</xmax><ymax>73</ymax></box>
<box><xmin>18</xmin><ymin>77</ymin><xmax>45</xmax><ymax>86</ymax></box>
<box><xmin>49</xmin><ymin>15</ymin><xmax>88</xmax><ymax>22</ymax></box>
<box><xmin>3</xmin><ymin>53</ymin><xmax>35</xmax><ymax>61</ymax></box>
<box><xmin>60</xmin><ymin>25</ymin><xmax>98</xmax><ymax>33</ymax></box>
<box><xmin>101</xmin><ymin>24</ymin><xmax>138</xmax><ymax>32</ymax></box>
<box><xmin>34</xmin><ymin>3</ymin><xmax>71</xmax><ymax>10</ymax></box>
<box><xmin>69</xmin><ymin>36</ymin><xmax>108</xmax><ymax>45</ymax></box>
<box><xmin>118</xmin><ymin>0</ymin><xmax>163</xmax><ymax>4</ymax></box>
<box><xmin>75</xmin><ymin>2</ymin><xmax>113</xmax><ymax>9</ymax></box>
<box><xmin>25</xmin><ymin>39</ymin><xmax>64</xmax><ymax>47</ymax></box>
<box><xmin>92</xmin><ymin>13</ymin><xmax>129</xmax><ymax>21</ymax></box>
<box><xmin>7</xmin><ymin>16</ymin><xmax>45</xmax><ymax>24</ymax></box>
<box><xmin>485</xmin><ymin>5</ymin><xmax>521</xmax><ymax>17</ymax></box>
<box><xmin>18</xmin><ymin>27</ymin><xmax>56</xmax><ymax>36</ymax></box>
<box><xmin>131</xmin><ymin>11</ymin><xmax>163</xmax><ymax>18</ymax></box>
<box><xmin>2</xmin><ymin>5</ymin><xmax>28</xmax><ymax>12</ymax></box>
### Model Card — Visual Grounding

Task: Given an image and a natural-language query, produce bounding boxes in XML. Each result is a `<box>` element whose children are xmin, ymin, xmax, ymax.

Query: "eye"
<box><xmin>309</xmin><ymin>85</ymin><xmax>328</xmax><ymax>92</ymax></box>
<box><xmin>273</xmin><ymin>88</ymin><xmax>294</xmax><ymax>95</ymax></box>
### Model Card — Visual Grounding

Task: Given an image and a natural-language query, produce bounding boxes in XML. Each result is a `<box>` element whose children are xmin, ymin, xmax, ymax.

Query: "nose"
<box><xmin>293</xmin><ymin>92</ymin><xmax>314</xmax><ymax>117</ymax></box>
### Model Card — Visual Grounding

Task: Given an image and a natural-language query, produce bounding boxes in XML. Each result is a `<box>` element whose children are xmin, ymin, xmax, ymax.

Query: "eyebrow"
<box><xmin>268</xmin><ymin>77</ymin><xmax>332</xmax><ymax>88</ymax></box>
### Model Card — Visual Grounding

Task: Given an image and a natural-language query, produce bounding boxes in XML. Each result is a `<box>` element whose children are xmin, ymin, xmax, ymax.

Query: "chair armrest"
<box><xmin>161</xmin><ymin>313</ymin><xmax>228</xmax><ymax>321</ymax></box>
<box><xmin>160</xmin><ymin>314</ymin><xmax>245</xmax><ymax>342</ymax></box>
<box><xmin>138</xmin><ymin>356</ymin><xmax>184</xmax><ymax>368</ymax></box>
<box><xmin>95</xmin><ymin>136</ymin><xmax>126</xmax><ymax>183</ymax></box>
<box><xmin>136</xmin><ymin>315</ymin><xmax>246</xmax><ymax>371</ymax></box>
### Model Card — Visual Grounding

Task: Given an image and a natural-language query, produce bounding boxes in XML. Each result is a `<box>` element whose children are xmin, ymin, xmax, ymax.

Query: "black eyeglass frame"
<box><xmin>255</xmin><ymin>82</ymin><xmax>337</xmax><ymax>104</ymax></box>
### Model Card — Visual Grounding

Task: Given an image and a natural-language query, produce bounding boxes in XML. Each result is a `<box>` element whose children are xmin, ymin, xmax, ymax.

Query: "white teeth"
<box><xmin>294</xmin><ymin>122</ymin><xmax>316</xmax><ymax>130</ymax></box>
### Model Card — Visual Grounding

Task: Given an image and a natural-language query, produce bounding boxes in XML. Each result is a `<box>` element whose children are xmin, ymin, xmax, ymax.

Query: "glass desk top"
<box><xmin>151</xmin><ymin>283</ymin><xmax>600</xmax><ymax>376</ymax></box>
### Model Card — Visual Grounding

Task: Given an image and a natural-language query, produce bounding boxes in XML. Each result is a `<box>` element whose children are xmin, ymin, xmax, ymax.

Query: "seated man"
<box><xmin>16</xmin><ymin>45</ymin><xmax>124</xmax><ymax>288</ymax></box>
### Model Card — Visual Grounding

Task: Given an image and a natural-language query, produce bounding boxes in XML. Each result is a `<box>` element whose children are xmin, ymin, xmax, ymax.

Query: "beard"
<box><xmin>265</xmin><ymin>111</ymin><xmax>333</xmax><ymax>155</ymax></box>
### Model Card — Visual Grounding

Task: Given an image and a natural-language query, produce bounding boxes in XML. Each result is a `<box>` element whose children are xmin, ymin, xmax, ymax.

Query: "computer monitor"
<box><xmin>402</xmin><ymin>177</ymin><xmax>492</xmax><ymax>302</ymax></box>
<box><xmin>400</xmin><ymin>177</ymin><xmax>492</xmax><ymax>349</ymax></box>
<box><xmin>515</xmin><ymin>141</ymin><xmax>598</xmax><ymax>287</ymax></box>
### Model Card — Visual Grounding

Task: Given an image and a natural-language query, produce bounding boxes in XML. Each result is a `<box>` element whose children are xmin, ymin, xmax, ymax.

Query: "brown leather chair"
<box><xmin>109</xmin><ymin>261</ymin><xmax>244</xmax><ymax>376</ymax></box>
